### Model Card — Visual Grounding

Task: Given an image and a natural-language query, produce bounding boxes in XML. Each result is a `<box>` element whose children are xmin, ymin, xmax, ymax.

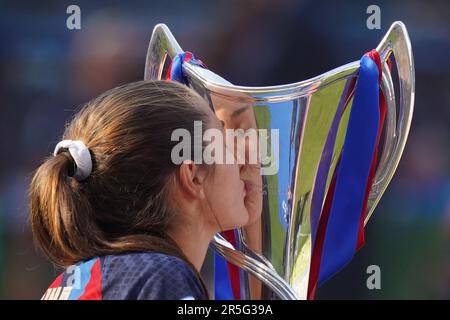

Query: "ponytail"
<box><xmin>29</xmin><ymin>151</ymin><xmax>99</xmax><ymax>266</ymax></box>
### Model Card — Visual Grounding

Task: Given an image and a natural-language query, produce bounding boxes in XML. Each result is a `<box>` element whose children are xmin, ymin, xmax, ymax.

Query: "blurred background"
<box><xmin>0</xmin><ymin>0</ymin><xmax>448</xmax><ymax>299</ymax></box>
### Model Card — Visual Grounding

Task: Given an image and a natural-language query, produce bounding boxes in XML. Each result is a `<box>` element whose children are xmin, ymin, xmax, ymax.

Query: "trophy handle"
<box><xmin>211</xmin><ymin>234</ymin><xmax>299</xmax><ymax>299</ymax></box>
<box><xmin>364</xmin><ymin>21</ymin><xmax>415</xmax><ymax>225</ymax></box>
<box><xmin>144</xmin><ymin>23</ymin><xmax>183</xmax><ymax>80</ymax></box>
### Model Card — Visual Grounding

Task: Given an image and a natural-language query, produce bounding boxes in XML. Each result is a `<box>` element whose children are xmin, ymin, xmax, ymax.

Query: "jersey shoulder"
<box><xmin>107</xmin><ymin>252</ymin><xmax>205</xmax><ymax>300</ymax></box>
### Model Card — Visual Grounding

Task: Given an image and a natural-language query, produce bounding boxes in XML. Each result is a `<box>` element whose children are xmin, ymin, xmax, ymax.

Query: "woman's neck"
<box><xmin>167</xmin><ymin>219</ymin><xmax>215</xmax><ymax>272</ymax></box>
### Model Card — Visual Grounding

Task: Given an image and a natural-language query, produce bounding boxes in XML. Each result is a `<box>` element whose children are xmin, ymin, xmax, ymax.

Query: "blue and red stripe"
<box><xmin>308</xmin><ymin>50</ymin><xmax>388</xmax><ymax>299</ymax></box>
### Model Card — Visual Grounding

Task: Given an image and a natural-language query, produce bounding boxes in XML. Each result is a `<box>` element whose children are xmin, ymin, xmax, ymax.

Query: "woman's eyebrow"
<box><xmin>231</xmin><ymin>106</ymin><xmax>249</xmax><ymax>118</ymax></box>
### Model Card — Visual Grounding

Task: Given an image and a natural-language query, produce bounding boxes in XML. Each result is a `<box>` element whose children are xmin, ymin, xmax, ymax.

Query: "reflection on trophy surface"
<box><xmin>144</xmin><ymin>21</ymin><xmax>415</xmax><ymax>299</ymax></box>
<box><xmin>212</xmin><ymin>94</ymin><xmax>264</xmax><ymax>299</ymax></box>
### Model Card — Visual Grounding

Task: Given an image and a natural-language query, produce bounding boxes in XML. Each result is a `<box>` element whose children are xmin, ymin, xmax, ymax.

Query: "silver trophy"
<box><xmin>144</xmin><ymin>22</ymin><xmax>414</xmax><ymax>299</ymax></box>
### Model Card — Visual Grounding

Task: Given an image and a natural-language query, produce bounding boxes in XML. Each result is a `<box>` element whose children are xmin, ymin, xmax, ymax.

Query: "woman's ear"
<box><xmin>178</xmin><ymin>160</ymin><xmax>207</xmax><ymax>200</ymax></box>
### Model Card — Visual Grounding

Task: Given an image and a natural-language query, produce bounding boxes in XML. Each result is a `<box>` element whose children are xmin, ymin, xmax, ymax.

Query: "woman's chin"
<box><xmin>244</xmin><ymin>197</ymin><xmax>262</xmax><ymax>226</ymax></box>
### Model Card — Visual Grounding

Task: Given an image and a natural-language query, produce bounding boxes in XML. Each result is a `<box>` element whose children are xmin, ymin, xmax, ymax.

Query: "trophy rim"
<box><xmin>144</xmin><ymin>22</ymin><xmax>411</xmax><ymax>103</ymax></box>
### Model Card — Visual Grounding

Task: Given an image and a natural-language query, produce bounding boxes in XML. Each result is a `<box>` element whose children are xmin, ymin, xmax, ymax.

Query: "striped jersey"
<box><xmin>41</xmin><ymin>252</ymin><xmax>205</xmax><ymax>300</ymax></box>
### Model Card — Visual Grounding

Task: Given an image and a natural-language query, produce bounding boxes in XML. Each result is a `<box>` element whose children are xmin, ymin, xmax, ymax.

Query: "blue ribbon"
<box><xmin>214</xmin><ymin>251</ymin><xmax>234</xmax><ymax>300</ymax></box>
<box><xmin>167</xmin><ymin>52</ymin><xmax>205</xmax><ymax>85</ymax></box>
<box><xmin>318</xmin><ymin>55</ymin><xmax>380</xmax><ymax>285</ymax></box>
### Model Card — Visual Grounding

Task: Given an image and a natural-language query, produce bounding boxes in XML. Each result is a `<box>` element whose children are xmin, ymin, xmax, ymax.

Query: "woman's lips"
<box><xmin>243</xmin><ymin>180</ymin><xmax>264</xmax><ymax>196</ymax></box>
<box><xmin>244</xmin><ymin>181</ymin><xmax>251</xmax><ymax>195</ymax></box>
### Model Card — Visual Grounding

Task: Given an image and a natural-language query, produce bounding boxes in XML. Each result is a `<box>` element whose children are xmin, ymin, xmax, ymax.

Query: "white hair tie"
<box><xmin>53</xmin><ymin>140</ymin><xmax>92</xmax><ymax>181</ymax></box>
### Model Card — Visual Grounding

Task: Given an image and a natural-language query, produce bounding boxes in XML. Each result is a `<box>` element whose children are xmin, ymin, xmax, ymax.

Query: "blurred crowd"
<box><xmin>0</xmin><ymin>0</ymin><xmax>449</xmax><ymax>299</ymax></box>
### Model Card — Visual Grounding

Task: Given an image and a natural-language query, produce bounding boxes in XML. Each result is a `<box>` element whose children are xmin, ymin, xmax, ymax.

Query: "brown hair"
<box><xmin>28</xmin><ymin>80</ymin><xmax>211</xmax><ymax>298</ymax></box>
